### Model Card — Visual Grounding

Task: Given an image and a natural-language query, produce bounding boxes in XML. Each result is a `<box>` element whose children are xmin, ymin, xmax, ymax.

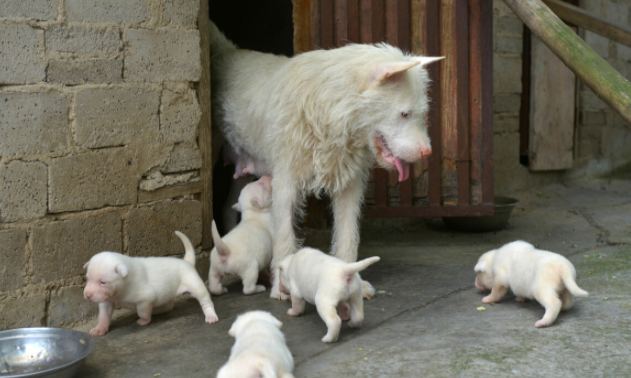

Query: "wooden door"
<box><xmin>294</xmin><ymin>0</ymin><xmax>494</xmax><ymax>218</ymax></box>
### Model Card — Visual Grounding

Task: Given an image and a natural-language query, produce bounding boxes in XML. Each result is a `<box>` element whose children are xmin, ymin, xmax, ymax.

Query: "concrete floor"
<box><xmin>77</xmin><ymin>175</ymin><xmax>631</xmax><ymax>377</ymax></box>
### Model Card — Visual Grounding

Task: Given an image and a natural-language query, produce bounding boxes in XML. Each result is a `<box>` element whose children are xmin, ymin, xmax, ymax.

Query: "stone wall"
<box><xmin>0</xmin><ymin>0</ymin><xmax>205</xmax><ymax>330</ymax></box>
<box><xmin>492</xmin><ymin>0</ymin><xmax>631</xmax><ymax>194</ymax></box>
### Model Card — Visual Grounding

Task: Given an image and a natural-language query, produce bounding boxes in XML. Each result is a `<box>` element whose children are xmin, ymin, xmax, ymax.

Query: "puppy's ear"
<box><xmin>274</xmin><ymin>319</ymin><xmax>283</xmax><ymax>329</ymax></box>
<box><xmin>228</xmin><ymin>324</ymin><xmax>237</xmax><ymax>337</ymax></box>
<box><xmin>250</xmin><ymin>197</ymin><xmax>263</xmax><ymax>210</ymax></box>
<box><xmin>231</xmin><ymin>203</ymin><xmax>241</xmax><ymax>212</ymax></box>
<box><xmin>474</xmin><ymin>261</ymin><xmax>487</xmax><ymax>273</ymax></box>
<box><xmin>415</xmin><ymin>56</ymin><xmax>445</xmax><ymax>67</ymax></box>
<box><xmin>115</xmin><ymin>264</ymin><xmax>128</xmax><ymax>277</ymax></box>
<box><xmin>368</xmin><ymin>61</ymin><xmax>420</xmax><ymax>86</ymax></box>
<box><xmin>83</xmin><ymin>261</ymin><xmax>90</xmax><ymax>270</ymax></box>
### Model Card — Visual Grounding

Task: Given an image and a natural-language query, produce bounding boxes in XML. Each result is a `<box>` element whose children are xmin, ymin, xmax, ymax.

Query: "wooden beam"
<box><xmin>503</xmin><ymin>0</ymin><xmax>631</xmax><ymax>125</ymax></box>
<box><xmin>197</xmin><ymin>1</ymin><xmax>213</xmax><ymax>250</ymax></box>
<box><xmin>542</xmin><ymin>0</ymin><xmax>631</xmax><ymax>47</ymax></box>
<box><xmin>138</xmin><ymin>181</ymin><xmax>204</xmax><ymax>203</ymax></box>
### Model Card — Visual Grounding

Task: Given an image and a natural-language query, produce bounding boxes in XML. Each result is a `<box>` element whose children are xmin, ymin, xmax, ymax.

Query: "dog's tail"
<box><xmin>175</xmin><ymin>231</ymin><xmax>196</xmax><ymax>266</ymax></box>
<box><xmin>344</xmin><ymin>256</ymin><xmax>380</xmax><ymax>275</ymax></box>
<box><xmin>208</xmin><ymin>20</ymin><xmax>237</xmax><ymax>56</ymax></box>
<box><xmin>211</xmin><ymin>220</ymin><xmax>231</xmax><ymax>257</ymax></box>
<box><xmin>561</xmin><ymin>266</ymin><xmax>589</xmax><ymax>297</ymax></box>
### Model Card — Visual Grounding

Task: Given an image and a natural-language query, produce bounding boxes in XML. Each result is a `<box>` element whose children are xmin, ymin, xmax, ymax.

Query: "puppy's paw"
<box><xmin>515</xmin><ymin>297</ymin><xmax>528</xmax><ymax>302</ymax></box>
<box><xmin>361</xmin><ymin>280</ymin><xmax>376</xmax><ymax>299</ymax></box>
<box><xmin>348</xmin><ymin>319</ymin><xmax>362</xmax><ymax>328</ymax></box>
<box><xmin>210</xmin><ymin>287</ymin><xmax>228</xmax><ymax>296</ymax></box>
<box><xmin>321</xmin><ymin>334</ymin><xmax>338</xmax><ymax>343</ymax></box>
<box><xmin>271</xmin><ymin>287</ymin><xmax>290</xmax><ymax>301</ymax></box>
<box><xmin>137</xmin><ymin>318</ymin><xmax>151</xmax><ymax>326</ymax></box>
<box><xmin>89</xmin><ymin>326</ymin><xmax>108</xmax><ymax>336</ymax></box>
<box><xmin>535</xmin><ymin>320</ymin><xmax>550</xmax><ymax>328</ymax></box>
<box><xmin>205</xmin><ymin>313</ymin><xmax>219</xmax><ymax>324</ymax></box>
<box><xmin>287</xmin><ymin>308</ymin><xmax>301</xmax><ymax>316</ymax></box>
<box><xmin>481</xmin><ymin>296</ymin><xmax>495</xmax><ymax>304</ymax></box>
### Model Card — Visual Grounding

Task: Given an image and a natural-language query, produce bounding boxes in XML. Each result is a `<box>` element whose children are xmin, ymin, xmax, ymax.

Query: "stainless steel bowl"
<box><xmin>0</xmin><ymin>328</ymin><xmax>95</xmax><ymax>378</ymax></box>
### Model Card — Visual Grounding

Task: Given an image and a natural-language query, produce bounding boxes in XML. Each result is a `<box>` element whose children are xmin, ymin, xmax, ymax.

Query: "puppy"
<box><xmin>279</xmin><ymin>247</ymin><xmax>380</xmax><ymax>342</ymax></box>
<box><xmin>217</xmin><ymin>311</ymin><xmax>294</xmax><ymax>378</ymax></box>
<box><xmin>83</xmin><ymin>231</ymin><xmax>218</xmax><ymax>336</ymax></box>
<box><xmin>209</xmin><ymin>176</ymin><xmax>274</xmax><ymax>295</ymax></box>
<box><xmin>474</xmin><ymin>240</ymin><xmax>588</xmax><ymax>328</ymax></box>
<box><xmin>209</xmin><ymin>21</ymin><xmax>443</xmax><ymax>300</ymax></box>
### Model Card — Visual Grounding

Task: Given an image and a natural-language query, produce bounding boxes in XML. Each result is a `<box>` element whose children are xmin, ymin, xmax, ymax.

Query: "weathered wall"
<box><xmin>0</xmin><ymin>0</ymin><xmax>205</xmax><ymax>330</ymax></box>
<box><xmin>492</xmin><ymin>0</ymin><xmax>631</xmax><ymax>194</ymax></box>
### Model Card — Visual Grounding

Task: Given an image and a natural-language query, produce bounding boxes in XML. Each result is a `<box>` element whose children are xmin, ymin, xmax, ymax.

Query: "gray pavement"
<box><xmin>77</xmin><ymin>175</ymin><xmax>631</xmax><ymax>377</ymax></box>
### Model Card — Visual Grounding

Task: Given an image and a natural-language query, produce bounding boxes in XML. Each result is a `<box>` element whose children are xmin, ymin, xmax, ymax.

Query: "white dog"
<box><xmin>474</xmin><ymin>241</ymin><xmax>588</xmax><ymax>328</ymax></box>
<box><xmin>279</xmin><ymin>247</ymin><xmax>380</xmax><ymax>342</ymax></box>
<box><xmin>209</xmin><ymin>21</ymin><xmax>443</xmax><ymax>300</ymax></box>
<box><xmin>83</xmin><ymin>231</ymin><xmax>218</xmax><ymax>336</ymax></box>
<box><xmin>209</xmin><ymin>176</ymin><xmax>274</xmax><ymax>295</ymax></box>
<box><xmin>217</xmin><ymin>311</ymin><xmax>294</xmax><ymax>378</ymax></box>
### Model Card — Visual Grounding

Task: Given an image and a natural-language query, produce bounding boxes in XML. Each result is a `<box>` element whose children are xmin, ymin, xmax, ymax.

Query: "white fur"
<box><xmin>83</xmin><ymin>232</ymin><xmax>218</xmax><ymax>336</ymax></box>
<box><xmin>217</xmin><ymin>311</ymin><xmax>294</xmax><ymax>378</ymax></box>
<box><xmin>278</xmin><ymin>247</ymin><xmax>380</xmax><ymax>342</ymax></box>
<box><xmin>474</xmin><ymin>240</ymin><xmax>589</xmax><ymax>328</ymax></box>
<box><xmin>209</xmin><ymin>176</ymin><xmax>274</xmax><ymax>296</ymax></box>
<box><xmin>209</xmin><ymin>21</ymin><xmax>442</xmax><ymax>300</ymax></box>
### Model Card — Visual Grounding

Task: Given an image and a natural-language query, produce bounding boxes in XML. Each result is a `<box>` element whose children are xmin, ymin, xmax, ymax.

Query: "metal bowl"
<box><xmin>0</xmin><ymin>328</ymin><xmax>95</xmax><ymax>378</ymax></box>
<box><xmin>442</xmin><ymin>196</ymin><xmax>519</xmax><ymax>232</ymax></box>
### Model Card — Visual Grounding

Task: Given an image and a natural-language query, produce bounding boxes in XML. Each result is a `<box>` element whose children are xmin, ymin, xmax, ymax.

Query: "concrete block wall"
<box><xmin>492</xmin><ymin>0</ymin><xmax>631</xmax><ymax>194</ymax></box>
<box><xmin>0</xmin><ymin>0</ymin><xmax>205</xmax><ymax>330</ymax></box>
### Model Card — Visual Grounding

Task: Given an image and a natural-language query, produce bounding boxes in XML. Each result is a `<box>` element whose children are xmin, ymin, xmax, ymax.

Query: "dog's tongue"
<box><xmin>394</xmin><ymin>157</ymin><xmax>410</xmax><ymax>182</ymax></box>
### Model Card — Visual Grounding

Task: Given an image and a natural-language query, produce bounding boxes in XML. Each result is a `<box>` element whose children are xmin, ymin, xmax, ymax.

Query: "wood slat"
<box><xmin>198</xmin><ymin>2</ymin><xmax>213</xmax><ymax>249</ymax></box>
<box><xmin>479</xmin><ymin>0</ymin><xmax>494</xmax><ymax>206</ymax></box>
<box><xmin>334</xmin><ymin>0</ymin><xmax>348</xmax><ymax>46</ymax></box>
<box><xmin>321</xmin><ymin>0</ymin><xmax>334</xmax><ymax>48</ymax></box>
<box><xmin>372</xmin><ymin>0</ymin><xmax>385</xmax><ymax>42</ymax></box>
<box><xmin>411</xmin><ymin>0</ymin><xmax>427</xmax><ymax>54</ymax></box>
<box><xmin>455</xmin><ymin>0</ymin><xmax>469</xmax><ymax>205</ymax></box>
<box><xmin>293</xmin><ymin>0</ymin><xmax>312</xmax><ymax>54</ymax></box>
<box><xmin>348</xmin><ymin>0</ymin><xmax>360</xmax><ymax>43</ymax></box>
<box><xmin>311</xmin><ymin>0</ymin><xmax>322</xmax><ymax>49</ymax></box>
<box><xmin>364</xmin><ymin>204</ymin><xmax>493</xmax><ymax>217</ymax></box>
<box><xmin>138</xmin><ymin>181</ymin><xmax>204</xmax><ymax>203</ymax></box>
<box><xmin>359</xmin><ymin>0</ymin><xmax>373</xmax><ymax>43</ymax></box>
<box><xmin>385</xmin><ymin>0</ymin><xmax>398</xmax><ymax>45</ymax></box>
<box><xmin>397</xmin><ymin>0</ymin><xmax>411</xmax><ymax>51</ymax></box>
<box><xmin>468</xmin><ymin>0</ymin><xmax>483</xmax><ymax>205</ymax></box>
<box><xmin>426</xmin><ymin>0</ymin><xmax>441</xmax><ymax>207</ymax></box>
<box><xmin>373</xmin><ymin>168</ymin><xmax>388</xmax><ymax>207</ymax></box>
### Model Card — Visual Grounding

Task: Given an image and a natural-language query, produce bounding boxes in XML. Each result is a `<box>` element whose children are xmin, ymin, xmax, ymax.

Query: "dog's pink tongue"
<box><xmin>394</xmin><ymin>157</ymin><xmax>410</xmax><ymax>182</ymax></box>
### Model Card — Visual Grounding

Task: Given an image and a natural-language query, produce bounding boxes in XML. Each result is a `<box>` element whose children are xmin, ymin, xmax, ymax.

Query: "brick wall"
<box><xmin>0</xmin><ymin>0</ymin><xmax>205</xmax><ymax>330</ymax></box>
<box><xmin>492</xmin><ymin>0</ymin><xmax>631</xmax><ymax>194</ymax></box>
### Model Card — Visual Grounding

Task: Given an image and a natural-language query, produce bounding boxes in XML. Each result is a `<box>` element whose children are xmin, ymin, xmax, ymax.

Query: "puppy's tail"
<box><xmin>208</xmin><ymin>20</ymin><xmax>237</xmax><ymax>56</ymax></box>
<box><xmin>211</xmin><ymin>220</ymin><xmax>231</xmax><ymax>257</ymax></box>
<box><xmin>344</xmin><ymin>256</ymin><xmax>380</xmax><ymax>275</ymax></box>
<box><xmin>174</xmin><ymin>231</ymin><xmax>196</xmax><ymax>266</ymax></box>
<box><xmin>561</xmin><ymin>267</ymin><xmax>588</xmax><ymax>297</ymax></box>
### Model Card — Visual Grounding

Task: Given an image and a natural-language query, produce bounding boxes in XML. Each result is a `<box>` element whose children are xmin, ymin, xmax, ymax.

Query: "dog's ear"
<box><xmin>250</xmin><ymin>197</ymin><xmax>263</xmax><ymax>210</ymax></box>
<box><xmin>474</xmin><ymin>261</ymin><xmax>487</xmax><ymax>273</ymax></box>
<box><xmin>415</xmin><ymin>56</ymin><xmax>445</xmax><ymax>67</ymax></box>
<box><xmin>368</xmin><ymin>61</ymin><xmax>420</xmax><ymax>86</ymax></box>
<box><xmin>228</xmin><ymin>324</ymin><xmax>237</xmax><ymax>337</ymax></box>
<box><xmin>83</xmin><ymin>261</ymin><xmax>90</xmax><ymax>270</ymax></box>
<box><xmin>115</xmin><ymin>264</ymin><xmax>128</xmax><ymax>277</ymax></box>
<box><xmin>274</xmin><ymin>319</ymin><xmax>283</xmax><ymax>329</ymax></box>
<box><xmin>231</xmin><ymin>203</ymin><xmax>242</xmax><ymax>212</ymax></box>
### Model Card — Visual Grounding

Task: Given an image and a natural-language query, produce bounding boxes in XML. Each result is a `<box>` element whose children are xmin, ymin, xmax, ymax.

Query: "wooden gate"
<box><xmin>294</xmin><ymin>0</ymin><xmax>494</xmax><ymax>219</ymax></box>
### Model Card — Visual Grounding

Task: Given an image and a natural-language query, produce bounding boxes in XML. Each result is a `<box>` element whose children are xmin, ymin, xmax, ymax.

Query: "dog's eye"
<box><xmin>401</xmin><ymin>111</ymin><xmax>411</xmax><ymax>119</ymax></box>
<box><xmin>100</xmin><ymin>281</ymin><xmax>106</xmax><ymax>285</ymax></box>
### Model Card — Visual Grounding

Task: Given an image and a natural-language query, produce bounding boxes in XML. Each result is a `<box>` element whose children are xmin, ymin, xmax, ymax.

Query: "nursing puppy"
<box><xmin>474</xmin><ymin>240</ymin><xmax>588</xmax><ymax>328</ymax></box>
<box><xmin>83</xmin><ymin>232</ymin><xmax>218</xmax><ymax>336</ymax></box>
<box><xmin>217</xmin><ymin>311</ymin><xmax>294</xmax><ymax>378</ymax></box>
<box><xmin>209</xmin><ymin>176</ymin><xmax>274</xmax><ymax>295</ymax></box>
<box><xmin>209</xmin><ymin>21</ymin><xmax>442</xmax><ymax>300</ymax></box>
<box><xmin>279</xmin><ymin>247</ymin><xmax>380</xmax><ymax>342</ymax></box>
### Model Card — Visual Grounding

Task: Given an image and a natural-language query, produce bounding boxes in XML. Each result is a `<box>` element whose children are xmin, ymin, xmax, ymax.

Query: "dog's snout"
<box><xmin>420</xmin><ymin>147</ymin><xmax>432</xmax><ymax>159</ymax></box>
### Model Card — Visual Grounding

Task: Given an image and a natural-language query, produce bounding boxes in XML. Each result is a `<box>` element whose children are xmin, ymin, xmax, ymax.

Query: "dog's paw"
<box><xmin>205</xmin><ymin>313</ymin><xmax>219</xmax><ymax>324</ymax></box>
<box><xmin>481</xmin><ymin>296</ymin><xmax>495</xmax><ymax>304</ymax></box>
<box><xmin>515</xmin><ymin>297</ymin><xmax>528</xmax><ymax>302</ymax></box>
<box><xmin>348</xmin><ymin>319</ymin><xmax>362</xmax><ymax>328</ymax></box>
<box><xmin>361</xmin><ymin>280</ymin><xmax>376</xmax><ymax>299</ymax></box>
<box><xmin>534</xmin><ymin>320</ymin><xmax>550</xmax><ymax>328</ymax></box>
<box><xmin>89</xmin><ymin>326</ymin><xmax>108</xmax><ymax>336</ymax></box>
<box><xmin>321</xmin><ymin>334</ymin><xmax>338</xmax><ymax>343</ymax></box>
<box><xmin>271</xmin><ymin>287</ymin><xmax>290</xmax><ymax>301</ymax></box>
<box><xmin>210</xmin><ymin>287</ymin><xmax>228</xmax><ymax>296</ymax></box>
<box><xmin>137</xmin><ymin>318</ymin><xmax>151</xmax><ymax>326</ymax></box>
<box><xmin>287</xmin><ymin>308</ymin><xmax>301</xmax><ymax>316</ymax></box>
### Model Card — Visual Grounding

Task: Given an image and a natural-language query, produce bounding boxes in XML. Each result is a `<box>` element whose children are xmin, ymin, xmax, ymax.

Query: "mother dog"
<box><xmin>209</xmin><ymin>22</ymin><xmax>443</xmax><ymax>299</ymax></box>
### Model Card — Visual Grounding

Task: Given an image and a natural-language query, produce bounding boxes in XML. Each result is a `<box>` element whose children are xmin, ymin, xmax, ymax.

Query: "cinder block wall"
<box><xmin>492</xmin><ymin>0</ymin><xmax>631</xmax><ymax>194</ymax></box>
<box><xmin>0</xmin><ymin>0</ymin><xmax>206</xmax><ymax>330</ymax></box>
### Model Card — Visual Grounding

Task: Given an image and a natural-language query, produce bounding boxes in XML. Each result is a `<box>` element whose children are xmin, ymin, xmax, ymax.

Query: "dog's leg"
<box><xmin>185</xmin><ymin>273</ymin><xmax>219</xmax><ymax>324</ymax></box>
<box><xmin>287</xmin><ymin>295</ymin><xmax>306</xmax><ymax>316</ymax></box>
<box><xmin>482</xmin><ymin>284</ymin><xmax>508</xmax><ymax>304</ymax></box>
<box><xmin>559</xmin><ymin>288</ymin><xmax>574</xmax><ymax>311</ymax></box>
<box><xmin>534</xmin><ymin>289</ymin><xmax>563</xmax><ymax>328</ymax></box>
<box><xmin>315</xmin><ymin>295</ymin><xmax>342</xmax><ymax>343</ymax></box>
<box><xmin>242</xmin><ymin>264</ymin><xmax>266</xmax><ymax>295</ymax></box>
<box><xmin>347</xmin><ymin>290</ymin><xmax>364</xmax><ymax>328</ymax></box>
<box><xmin>136</xmin><ymin>301</ymin><xmax>154</xmax><ymax>326</ymax></box>
<box><xmin>270</xmin><ymin>174</ymin><xmax>297</xmax><ymax>300</ymax></box>
<box><xmin>330</xmin><ymin>178</ymin><xmax>376</xmax><ymax>299</ymax></box>
<box><xmin>90</xmin><ymin>301</ymin><xmax>114</xmax><ymax>336</ymax></box>
<box><xmin>209</xmin><ymin>268</ymin><xmax>228</xmax><ymax>296</ymax></box>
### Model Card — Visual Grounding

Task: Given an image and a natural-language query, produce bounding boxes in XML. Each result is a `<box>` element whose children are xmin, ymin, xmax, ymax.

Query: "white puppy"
<box><xmin>209</xmin><ymin>176</ymin><xmax>274</xmax><ymax>295</ymax></box>
<box><xmin>278</xmin><ymin>247</ymin><xmax>380</xmax><ymax>342</ymax></box>
<box><xmin>217</xmin><ymin>311</ymin><xmax>294</xmax><ymax>378</ymax></box>
<box><xmin>474</xmin><ymin>240</ymin><xmax>588</xmax><ymax>328</ymax></box>
<box><xmin>83</xmin><ymin>231</ymin><xmax>218</xmax><ymax>336</ymax></box>
<box><xmin>209</xmin><ymin>21</ymin><xmax>443</xmax><ymax>300</ymax></box>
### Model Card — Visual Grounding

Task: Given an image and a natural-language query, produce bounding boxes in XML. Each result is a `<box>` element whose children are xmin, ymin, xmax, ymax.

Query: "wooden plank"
<box><xmin>334</xmin><ymin>0</ymin><xmax>348</xmax><ymax>46</ymax></box>
<box><xmin>293</xmin><ymin>0</ymin><xmax>312</xmax><ymax>54</ymax></box>
<box><xmin>411</xmin><ymin>0</ymin><xmax>427</xmax><ymax>54</ymax></box>
<box><xmin>321</xmin><ymin>0</ymin><xmax>334</xmax><ymax>48</ymax></box>
<box><xmin>138</xmin><ymin>181</ymin><xmax>204</xmax><ymax>203</ymax></box>
<box><xmin>372</xmin><ymin>0</ymin><xmax>385</xmax><ymax>42</ymax></box>
<box><xmin>385</xmin><ymin>0</ymin><xmax>398</xmax><ymax>45</ymax></box>
<box><xmin>373</xmin><ymin>168</ymin><xmax>388</xmax><ymax>207</ymax></box>
<box><xmin>397</xmin><ymin>0</ymin><xmax>411</xmax><ymax>51</ymax></box>
<box><xmin>528</xmin><ymin>32</ymin><xmax>576</xmax><ymax>170</ymax></box>
<box><xmin>543</xmin><ymin>0</ymin><xmax>631</xmax><ymax>47</ymax></box>
<box><xmin>480</xmin><ymin>0</ymin><xmax>494</xmax><ymax>206</ymax></box>
<box><xmin>440</xmin><ymin>0</ymin><xmax>458</xmax><ymax>201</ymax></box>
<box><xmin>348</xmin><ymin>0</ymin><xmax>360</xmax><ymax>43</ymax></box>
<box><xmin>520</xmin><ymin>27</ymin><xmax>532</xmax><ymax>165</ymax></box>
<box><xmin>455</xmin><ymin>0</ymin><xmax>469</xmax><ymax>205</ymax></box>
<box><xmin>364</xmin><ymin>204</ymin><xmax>494</xmax><ymax>217</ymax></box>
<box><xmin>197</xmin><ymin>1</ymin><xmax>213</xmax><ymax>249</ymax></box>
<box><xmin>426</xmin><ymin>0</ymin><xmax>441</xmax><ymax>207</ymax></box>
<box><xmin>359</xmin><ymin>0</ymin><xmax>373</xmax><ymax>43</ymax></box>
<box><xmin>468</xmin><ymin>0</ymin><xmax>483</xmax><ymax>205</ymax></box>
